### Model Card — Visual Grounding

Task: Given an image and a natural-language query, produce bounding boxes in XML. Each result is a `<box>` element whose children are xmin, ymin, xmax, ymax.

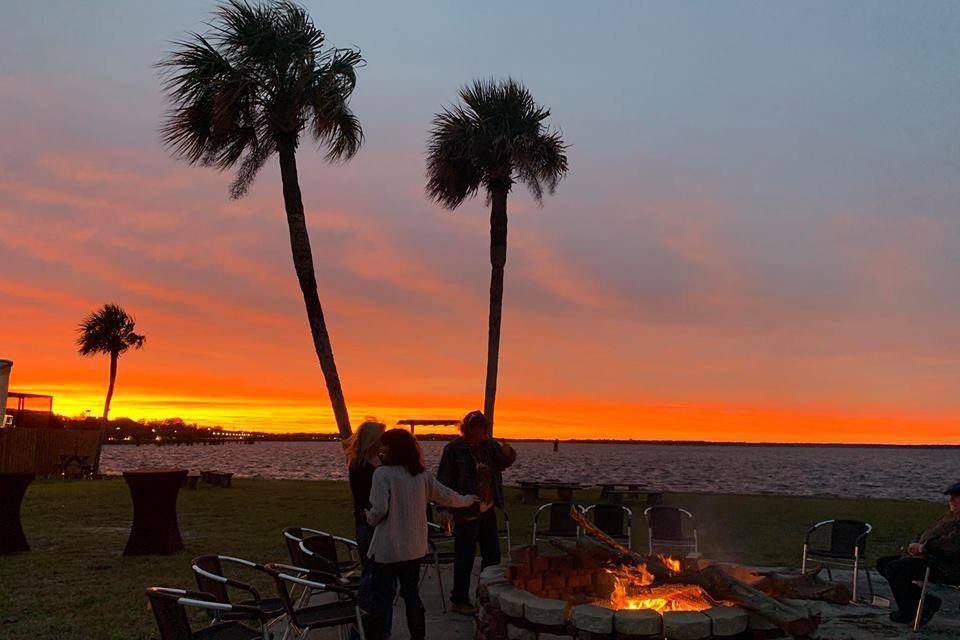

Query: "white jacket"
<box><xmin>366</xmin><ymin>465</ymin><xmax>474</xmax><ymax>563</ymax></box>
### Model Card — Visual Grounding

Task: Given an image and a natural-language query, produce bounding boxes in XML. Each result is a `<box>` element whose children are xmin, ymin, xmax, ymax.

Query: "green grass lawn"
<box><xmin>0</xmin><ymin>478</ymin><xmax>946</xmax><ymax>639</ymax></box>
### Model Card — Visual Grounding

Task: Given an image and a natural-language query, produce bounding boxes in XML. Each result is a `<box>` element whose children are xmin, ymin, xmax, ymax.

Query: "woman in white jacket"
<box><xmin>363</xmin><ymin>428</ymin><xmax>477</xmax><ymax>640</ymax></box>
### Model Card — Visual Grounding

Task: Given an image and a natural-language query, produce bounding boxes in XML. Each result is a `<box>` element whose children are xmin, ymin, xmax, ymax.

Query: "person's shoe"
<box><xmin>449</xmin><ymin>601</ymin><xmax>478</xmax><ymax>616</ymax></box>
<box><xmin>889</xmin><ymin>609</ymin><xmax>912</xmax><ymax>624</ymax></box>
<box><xmin>918</xmin><ymin>595</ymin><xmax>942</xmax><ymax>627</ymax></box>
<box><xmin>363</xmin><ymin>614</ymin><xmax>386</xmax><ymax>640</ymax></box>
<box><xmin>406</xmin><ymin>606</ymin><xmax>426</xmax><ymax>639</ymax></box>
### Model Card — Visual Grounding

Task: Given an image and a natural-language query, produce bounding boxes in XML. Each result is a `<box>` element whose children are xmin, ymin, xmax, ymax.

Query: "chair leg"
<box><xmin>852</xmin><ymin>556</ymin><xmax>860</xmax><ymax>602</ymax></box>
<box><xmin>355</xmin><ymin>605</ymin><xmax>367</xmax><ymax>640</ymax></box>
<box><xmin>913</xmin><ymin>567</ymin><xmax>931</xmax><ymax>632</ymax></box>
<box><xmin>865</xmin><ymin>564</ymin><xmax>875</xmax><ymax>599</ymax></box>
<box><xmin>801</xmin><ymin>544</ymin><xmax>807</xmax><ymax>573</ymax></box>
<box><xmin>435</xmin><ymin>551</ymin><xmax>447</xmax><ymax>613</ymax></box>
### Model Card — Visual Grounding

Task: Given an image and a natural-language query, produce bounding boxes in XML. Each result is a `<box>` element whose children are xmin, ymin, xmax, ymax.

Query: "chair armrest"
<box><xmin>191</xmin><ymin>563</ymin><xmax>261</xmax><ymax>602</ymax></box>
<box><xmin>332</xmin><ymin>535</ymin><xmax>358</xmax><ymax>548</ymax></box>
<box><xmin>147</xmin><ymin>588</ymin><xmax>263</xmax><ymax>618</ymax></box>
<box><xmin>266</xmin><ymin>563</ymin><xmax>350</xmax><ymax>588</ymax></box>
<box><xmin>180</xmin><ymin>598</ymin><xmax>261</xmax><ymax>617</ymax></box>
<box><xmin>264</xmin><ymin>564</ymin><xmax>357</xmax><ymax>599</ymax></box>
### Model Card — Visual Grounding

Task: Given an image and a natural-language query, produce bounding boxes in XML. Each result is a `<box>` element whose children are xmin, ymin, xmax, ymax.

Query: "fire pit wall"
<box><xmin>475</xmin><ymin>544</ymin><xmax>821</xmax><ymax>640</ymax></box>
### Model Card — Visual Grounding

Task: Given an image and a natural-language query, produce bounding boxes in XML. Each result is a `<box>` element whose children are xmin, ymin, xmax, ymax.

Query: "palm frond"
<box><xmin>425</xmin><ymin>77</ymin><xmax>568</xmax><ymax>209</ymax></box>
<box><xmin>77</xmin><ymin>304</ymin><xmax>146</xmax><ymax>357</ymax></box>
<box><xmin>158</xmin><ymin>0</ymin><xmax>363</xmax><ymax>197</ymax></box>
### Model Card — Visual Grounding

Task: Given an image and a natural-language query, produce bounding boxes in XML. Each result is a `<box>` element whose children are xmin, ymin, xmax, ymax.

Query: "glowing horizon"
<box><xmin>2</xmin><ymin>2</ymin><xmax>958</xmax><ymax>445</ymax></box>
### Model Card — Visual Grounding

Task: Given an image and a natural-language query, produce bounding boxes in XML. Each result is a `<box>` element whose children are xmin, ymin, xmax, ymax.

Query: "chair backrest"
<box><xmin>302</xmin><ymin>533</ymin><xmax>340</xmax><ymax>574</ymax></box>
<box><xmin>192</xmin><ymin>555</ymin><xmax>229</xmax><ymax>604</ymax></box>
<box><xmin>548</xmin><ymin>502</ymin><xmax>580</xmax><ymax>536</ymax></box>
<box><xmin>591</xmin><ymin>504</ymin><xmax>628</xmax><ymax>537</ymax></box>
<box><xmin>646</xmin><ymin>506</ymin><xmax>694</xmax><ymax>541</ymax></box>
<box><xmin>265</xmin><ymin>566</ymin><xmax>298</xmax><ymax>619</ymax></box>
<box><xmin>146</xmin><ymin>589</ymin><xmax>193</xmax><ymax>640</ymax></box>
<box><xmin>827</xmin><ymin>520</ymin><xmax>871</xmax><ymax>556</ymax></box>
<box><xmin>284</xmin><ymin>527</ymin><xmax>308</xmax><ymax>566</ymax></box>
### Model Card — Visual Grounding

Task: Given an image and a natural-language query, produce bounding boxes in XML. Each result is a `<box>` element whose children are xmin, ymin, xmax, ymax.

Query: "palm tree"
<box><xmin>158</xmin><ymin>0</ymin><xmax>363</xmax><ymax>439</ymax></box>
<box><xmin>77</xmin><ymin>303</ymin><xmax>146</xmax><ymax>472</ymax></box>
<box><xmin>426</xmin><ymin>78</ymin><xmax>568</xmax><ymax>431</ymax></box>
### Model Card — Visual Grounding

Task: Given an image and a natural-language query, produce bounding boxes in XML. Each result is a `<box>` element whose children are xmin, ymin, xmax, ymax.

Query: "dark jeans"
<box><xmin>356</xmin><ymin>521</ymin><xmax>374</xmax><ymax>569</ymax></box>
<box><xmin>451</xmin><ymin>508</ymin><xmax>501</xmax><ymax>604</ymax></box>
<box><xmin>877</xmin><ymin>554</ymin><xmax>940</xmax><ymax>614</ymax></box>
<box><xmin>355</xmin><ymin>523</ymin><xmax>392</xmax><ymax>637</ymax></box>
<box><xmin>363</xmin><ymin>558</ymin><xmax>423</xmax><ymax>639</ymax></box>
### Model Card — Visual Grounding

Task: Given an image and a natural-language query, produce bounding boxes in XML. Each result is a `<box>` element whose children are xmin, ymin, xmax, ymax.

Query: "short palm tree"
<box><xmin>158</xmin><ymin>0</ymin><xmax>363</xmax><ymax>439</ymax></box>
<box><xmin>77</xmin><ymin>303</ymin><xmax>146</xmax><ymax>472</ymax></box>
<box><xmin>426</xmin><ymin>78</ymin><xmax>568</xmax><ymax>430</ymax></box>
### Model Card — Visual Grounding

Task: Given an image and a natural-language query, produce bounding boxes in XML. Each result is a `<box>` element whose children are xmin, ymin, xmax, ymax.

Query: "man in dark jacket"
<box><xmin>436</xmin><ymin>410</ymin><xmax>516</xmax><ymax>615</ymax></box>
<box><xmin>877</xmin><ymin>482</ymin><xmax>960</xmax><ymax>627</ymax></box>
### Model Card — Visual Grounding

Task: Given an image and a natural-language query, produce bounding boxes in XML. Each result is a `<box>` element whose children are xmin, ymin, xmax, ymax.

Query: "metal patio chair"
<box><xmin>191</xmin><ymin>555</ymin><xmax>285</xmax><ymax>627</ymax></box>
<box><xmin>801</xmin><ymin>519</ymin><xmax>874</xmax><ymax>602</ymax></box>
<box><xmin>420</xmin><ymin>521</ymin><xmax>457</xmax><ymax>613</ymax></box>
<box><xmin>912</xmin><ymin>556</ymin><xmax>960</xmax><ymax>631</ymax></box>
<box><xmin>145</xmin><ymin>586</ymin><xmax>269</xmax><ymax>640</ymax></box>
<box><xmin>532</xmin><ymin>502</ymin><xmax>583</xmax><ymax>543</ymax></box>
<box><xmin>264</xmin><ymin>562</ymin><xmax>367</xmax><ymax>640</ymax></box>
<box><xmin>499</xmin><ymin>510</ymin><xmax>512</xmax><ymax>550</ymax></box>
<box><xmin>643</xmin><ymin>505</ymin><xmax>698</xmax><ymax>555</ymax></box>
<box><xmin>584</xmin><ymin>503</ymin><xmax>633</xmax><ymax>547</ymax></box>
<box><xmin>283</xmin><ymin>527</ymin><xmax>360</xmax><ymax>578</ymax></box>
<box><xmin>283</xmin><ymin>527</ymin><xmax>361</xmax><ymax>607</ymax></box>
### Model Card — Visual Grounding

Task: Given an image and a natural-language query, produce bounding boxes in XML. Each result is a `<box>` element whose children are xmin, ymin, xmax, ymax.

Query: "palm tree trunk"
<box><xmin>277</xmin><ymin>139</ymin><xmax>353</xmax><ymax>440</ymax></box>
<box><xmin>102</xmin><ymin>351</ymin><xmax>117</xmax><ymax>420</ymax></box>
<box><xmin>92</xmin><ymin>351</ymin><xmax>117</xmax><ymax>475</ymax></box>
<box><xmin>483</xmin><ymin>184</ymin><xmax>510</xmax><ymax>432</ymax></box>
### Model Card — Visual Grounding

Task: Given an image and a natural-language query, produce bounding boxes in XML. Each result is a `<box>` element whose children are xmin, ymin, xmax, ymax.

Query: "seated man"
<box><xmin>877</xmin><ymin>482</ymin><xmax>960</xmax><ymax>627</ymax></box>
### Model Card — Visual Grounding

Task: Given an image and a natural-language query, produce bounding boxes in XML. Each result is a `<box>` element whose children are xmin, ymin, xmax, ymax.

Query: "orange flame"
<box><xmin>658</xmin><ymin>554</ymin><xmax>682</xmax><ymax>573</ymax></box>
<box><xmin>605</xmin><ymin>556</ymin><xmax>726</xmax><ymax>614</ymax></box>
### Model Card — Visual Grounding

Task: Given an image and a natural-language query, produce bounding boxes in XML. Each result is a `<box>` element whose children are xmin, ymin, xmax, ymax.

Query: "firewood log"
<box><xmin>571</xmin><ymin>505</ymin><xmax>820</xmax><ymax>636</ymax></box>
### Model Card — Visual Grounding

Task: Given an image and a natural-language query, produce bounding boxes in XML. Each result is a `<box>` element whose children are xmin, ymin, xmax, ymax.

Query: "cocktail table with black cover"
<box><xmin>122</xmin><ymin>467</ymin><xmax>188</xmax><ymax>556</ymax></box>
<box><xmin>0</xmin><ymin>472</ymin><xmax>35</xmax><ymax>554</ymax></box>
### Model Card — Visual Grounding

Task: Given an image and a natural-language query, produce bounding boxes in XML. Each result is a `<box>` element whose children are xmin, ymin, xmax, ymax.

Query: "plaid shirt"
<box><xmin>436</xmin><ymin>437</ymin><xmax>516</xmax><ymax>512</ymax></box>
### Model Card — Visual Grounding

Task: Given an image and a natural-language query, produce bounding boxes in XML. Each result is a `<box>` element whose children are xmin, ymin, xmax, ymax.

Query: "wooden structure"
<box><xmin>4</xmin><ymin>392</ymin><xmax>54</xmax><ymax>429</ymax></box>
<box><xmin>396</xmin><ymin>418</ymin><xmax>460</xmax><ymax>435</ymax></box>
<box><xmin>200</xmin><ymin>470</ymin><xmax>234</xmax><ymax>488</ymax></box>
<box><xmin>0</xmin><ymin>428</ymin><xmax>101</xmax><ymax>554</ymax></box>
<box><xmin>518</xmin><ymin>480</ymin><xmax>583</xmax><ymax>504</ymax></box>
<box><xmin>599</xmin><ymin>483</ymin><xmax>663</xmax><ymax>504</ymax></box>
<box><xmin>0</xmin><ymin>428</ymin><xmax>101</xmax><ymax>475</ymax></box>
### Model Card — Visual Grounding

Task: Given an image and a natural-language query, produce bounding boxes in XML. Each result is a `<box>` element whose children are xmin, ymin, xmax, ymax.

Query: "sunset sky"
<box><xmin>2</xmin><ymin>1</ymin><xmax>958</xmax><ymax>443</ymax></box>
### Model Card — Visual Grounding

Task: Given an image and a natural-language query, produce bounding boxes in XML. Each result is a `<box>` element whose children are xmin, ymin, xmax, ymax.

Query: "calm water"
<box><xmin>100</xmin><ymin>441</ymin><xmax>959</xmax><ymax>502</ymax></box>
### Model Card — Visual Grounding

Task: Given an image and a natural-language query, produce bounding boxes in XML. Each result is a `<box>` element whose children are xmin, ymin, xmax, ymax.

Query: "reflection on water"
<box><xmin>101</xmin><ymin>441</ymin><xmax>957</xmax><ymax>501</ymax></box>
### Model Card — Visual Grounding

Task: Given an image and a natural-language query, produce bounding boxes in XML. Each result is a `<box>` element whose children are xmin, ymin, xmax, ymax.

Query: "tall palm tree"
<box><xmin>158</xmin><ymin>0</ymin><xmax>363</xmax><ymax>439</ymax></box>
<box><xmin>426</xmin><ymin>79</ymin><xmax>568</xmax><ymax>430</ymax></box>
<box><xmin>77</xmin><ymin>303</ymin><xmax>146</xmax><ymax>472</ymax></box>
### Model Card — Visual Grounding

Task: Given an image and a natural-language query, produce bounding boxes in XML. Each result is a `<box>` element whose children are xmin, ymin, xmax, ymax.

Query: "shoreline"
<box><xmin>101</xmin><ymin>437</ymin><xmax>960</xmax><ymax>449</ymax></box>
<box><xmin>81</xmin><ymin>474</ymin><xmax>948</xmax><ymax>504</ymax></box>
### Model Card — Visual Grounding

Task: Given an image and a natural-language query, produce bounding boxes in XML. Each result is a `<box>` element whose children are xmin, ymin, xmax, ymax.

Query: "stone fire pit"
<box><xmin>475</xmin><ymin>544</ymin><xmax>823</xmax><ymax>640</ymax></box>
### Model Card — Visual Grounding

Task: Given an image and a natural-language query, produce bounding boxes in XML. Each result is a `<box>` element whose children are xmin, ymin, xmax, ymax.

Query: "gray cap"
<box><xmin>944</xmin><ymin>482</ymin><xmax>960</xmax><ymax>496</ymax></box>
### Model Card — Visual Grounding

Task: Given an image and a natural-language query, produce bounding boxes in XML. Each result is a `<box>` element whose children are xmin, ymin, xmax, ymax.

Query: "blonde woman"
<box><xmin>345</xmin><ymin>420</ymin><xmax>387</xmax><ymax>566</ymax></box>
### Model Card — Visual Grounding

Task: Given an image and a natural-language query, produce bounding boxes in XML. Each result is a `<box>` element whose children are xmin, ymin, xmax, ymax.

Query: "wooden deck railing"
<box><xmin>0</xmin><ymin>428</ymin><xmax>102</xmax><ymax>474</ymax></box>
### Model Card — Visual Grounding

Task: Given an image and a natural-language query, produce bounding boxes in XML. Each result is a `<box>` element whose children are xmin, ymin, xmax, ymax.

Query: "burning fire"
<box><xmin>659</xmin><ymin>554</ymin><xmax>682</xmax><ymax>573</ymax></box>
<box><xmin>605</xmin><ymin>555</ymin><xmax>728</xmax><ymax>614</ymax></box>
